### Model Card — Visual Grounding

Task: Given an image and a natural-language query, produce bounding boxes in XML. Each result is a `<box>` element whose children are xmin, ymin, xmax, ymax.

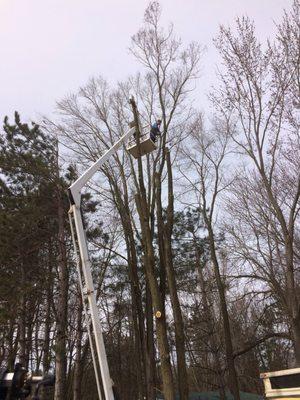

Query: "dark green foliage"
<box><xmin>0</xmin><ymin>113</ymin><xmax>56</xmax><ymax>264</ymax></box>
<box><xmin>172</xmin><ymin>207</ymin><xmax>209</xmax><ymax>291</ymax></box>
<box><xmin>0</xmin><ymin>112</ymin><xmax>59</xmax><ymax>367</ymax></box>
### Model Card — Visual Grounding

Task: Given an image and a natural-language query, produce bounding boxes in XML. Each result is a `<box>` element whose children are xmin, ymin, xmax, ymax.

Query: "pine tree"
<box><xmin>0</xmin><ymin>112</ymin><xmax>58</xmax><ymax>369</ymax></box>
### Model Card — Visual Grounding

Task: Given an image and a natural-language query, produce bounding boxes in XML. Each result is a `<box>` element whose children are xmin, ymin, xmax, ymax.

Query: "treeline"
<box><xmin>0</xmin><ymin>1</ymin><xmax>299</xmax><ymax>400</ymax></box>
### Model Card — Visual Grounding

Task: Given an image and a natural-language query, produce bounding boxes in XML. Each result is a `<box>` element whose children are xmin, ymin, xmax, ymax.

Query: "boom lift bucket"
<box><xmin>127</xmin><ymin>133</ymin><xmax>157</xmax><ymax>158</ymax></box>
<box><xmin>126</xmin><ymin>121</ymin><xmax>157</xmax><ymax>158</ymax></box>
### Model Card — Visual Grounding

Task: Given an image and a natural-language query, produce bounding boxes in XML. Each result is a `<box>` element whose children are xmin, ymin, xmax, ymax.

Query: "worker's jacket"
<box><xmin>150</xmin><ymin>122</ymin><xmax>161</xmax><ymax>141</ymax></box>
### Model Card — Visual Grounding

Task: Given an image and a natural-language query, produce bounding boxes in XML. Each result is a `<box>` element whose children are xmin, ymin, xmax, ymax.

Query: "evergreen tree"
<box><xmin>0</xmin><ymin>112</ymin><xmax>58</xmax><ymax>369</ymax></box>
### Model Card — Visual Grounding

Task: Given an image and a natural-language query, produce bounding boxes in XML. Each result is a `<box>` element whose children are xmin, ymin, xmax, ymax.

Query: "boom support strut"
<box><xmin>68</xmin><ymin>125</ymin><xmax>136</xmax><ymax>400</ymax></box>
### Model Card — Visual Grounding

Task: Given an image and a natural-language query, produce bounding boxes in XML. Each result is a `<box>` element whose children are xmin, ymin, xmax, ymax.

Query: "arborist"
<box><xmin>150</xmin><ymin>119</ymin><xmax>162</xmax><ymax>143</ymax></box>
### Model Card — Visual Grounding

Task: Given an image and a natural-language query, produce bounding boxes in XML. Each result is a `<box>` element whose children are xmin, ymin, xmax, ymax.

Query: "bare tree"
<box><xmin>130</xmin><ymin>3</ymin><xmax>202</xmax><ymax>398</ymax></box>
<box><xmin>213</xmin><ymin>0</ymin><xmax>300</xmax><ymax>363</ymax></box>
<box><xmin>179</xmin><ymin>114</ymin><xmax>241</xmax><ymax>400</ymax></box>
<box><xmin>47</xmin><ymin>2</ymin><xmax>203</xmax><ymax>398</ymax></box>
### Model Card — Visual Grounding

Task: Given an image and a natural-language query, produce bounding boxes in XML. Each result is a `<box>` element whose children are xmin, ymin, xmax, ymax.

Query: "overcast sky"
<box><xmin>0</xmin><ymin>0</ymin><xmax>292</xmax><ymax>123</ymax></box>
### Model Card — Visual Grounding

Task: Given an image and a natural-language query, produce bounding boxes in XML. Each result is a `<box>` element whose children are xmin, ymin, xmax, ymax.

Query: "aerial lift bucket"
<box><xmin>127</xmin><ymin>133</ymin><xmax>157</xmax><ymax>158</ymax></box>
<box><xmin>126</xmin><ymin>121</ymin><xmax>157</xmax><ymax>158</ymax></box>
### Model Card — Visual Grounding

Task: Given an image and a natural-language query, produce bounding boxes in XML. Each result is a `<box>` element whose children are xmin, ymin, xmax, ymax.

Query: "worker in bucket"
<box><xmin>150</xmin><ymin>119</ymin><xmax>162</xmax><ymax>142</ymax></box>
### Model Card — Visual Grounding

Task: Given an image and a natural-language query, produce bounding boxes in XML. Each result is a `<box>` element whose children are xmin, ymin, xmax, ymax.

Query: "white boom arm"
<box><xmin>69</xmin><ymin>126</ymin><xmax>136</xmax><ymax>206</ymax></box>
<box><xmin>68</xmin><ymin>126</ymin><xmax>136</xmax><ymax>400</ymax></box>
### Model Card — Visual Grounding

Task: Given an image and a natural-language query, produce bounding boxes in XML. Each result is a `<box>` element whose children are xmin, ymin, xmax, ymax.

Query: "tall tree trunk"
<box><xmin>291</xmin><ymin>317</ymin><xmax>300</xmax><ymax>365</ymax></box>
<box><xmin>73</xmin><ymin>290</ymin><xmax>83</xmax><ymax>400</ymax></box>
<box><xmin>205</xmin><ymin>223</ymin><xmax>240</xmax><ymax>400</ymax></box>
<box><xmin>7</xmin><ymin>322</ymin><xmax>19</xmax><ymax>371</ymax></box>
<box><xmin>155</xmin><ymin>149</ymin><xmax>189</xmax><ymax>400</ymax></box>
<box><xmin>195</xmin><ymin>241</ymin><xmax>226</xmax><ymax>400</ymax></box>
<box><xmin>145</xmin><ymin>283</ymin><xmax>156</xmax><ymax>400</ymax></box>
<box><xmin>34</xmin><ymin>309</ymin><xmax>42</xmax><ymax>373</ymax></box>
<box><xmin>54</xmin><ymin>183</ymin><xmax>68</xmax><ymax>400</ymax></box>
<box><xmin>19</xmin><ymin>263</ymin><xmax>27</xmax><ymax>368</ymax></box>
<box><xmin>130</xmin><ymin>97</ymin><xmax>175</xmax><ymax>400</ymax></box>
<box><xmin>25</xmin><ymin>308</ymin><xmax>34</xmax><ymax>371</ymax></box>
<box><xmin>107</xmin><ymin>174</ymin><xmax>148</xmax><ymax>399</ymax></box>
<box><xmin>123</xmin><ymin>223</ymin><xmax>146</xmax><ymax>399</ymax></box>
<box><xmin>41</xmin><ymin>279</ymin><xmax>52</xmax><ymax>400</ymax></box>
<box><xmin>43</xmin><ymin>245</ymin><xmax>53</xmax><ymax>376</ymax></box>
<box><xmin>135</xmin><ymin>196</ymin><xmax>174</xmax><ymax>400</ymax></box>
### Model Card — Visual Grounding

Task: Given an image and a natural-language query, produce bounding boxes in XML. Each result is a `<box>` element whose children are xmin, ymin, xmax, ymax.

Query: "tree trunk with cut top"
<box><xmin>155</xmin><ymin>149</ymin><xmax>189</xmax><ymax>400</ymax></box>
<box><xmin>130</xmin><ymin>97</ymin><xmax>175</xmax><ymax>400</ymax></box>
